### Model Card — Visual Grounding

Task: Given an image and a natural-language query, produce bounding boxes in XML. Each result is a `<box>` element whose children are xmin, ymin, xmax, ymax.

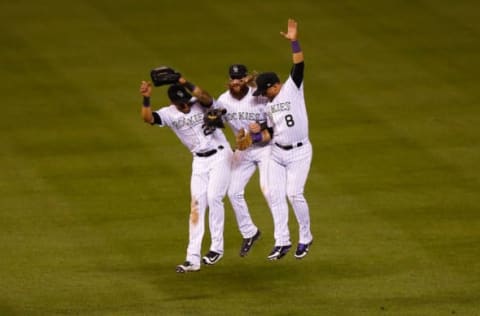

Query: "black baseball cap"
<box><xmin>168</xmin><ymin>84</ymin><xmax>192</xmax><ymax>103</ymax></box>
<box><xmin>252</xmin><ymin>72</ymin><xmax>280</xmax><ymax>96</ymax></box>
<box><xmin>229</xmin><ymin>64</ymin><xmax>248</xmax><ymax>79</ymax></box>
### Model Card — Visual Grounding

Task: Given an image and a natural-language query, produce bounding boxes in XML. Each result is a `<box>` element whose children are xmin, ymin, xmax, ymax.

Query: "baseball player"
<box><xmin>216</xmin><ymin>64</ymin><xmax>270</xmax><ymax>257</ymax></box>
<box><xmin>140</xmin><ymin>76</ymin><xmax>233</xmax><ymax>273</ymax></box>
<box><xmin>239</xmin><ymin>18</ymin><xmax>313</xmax><ymax>260</ymax></box>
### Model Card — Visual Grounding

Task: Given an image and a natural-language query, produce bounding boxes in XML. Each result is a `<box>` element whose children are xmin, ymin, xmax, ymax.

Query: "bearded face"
<box><xmin>228</xmin><ymin>78</ymin><xmax>249</xmax><ymax>100</ymax></box>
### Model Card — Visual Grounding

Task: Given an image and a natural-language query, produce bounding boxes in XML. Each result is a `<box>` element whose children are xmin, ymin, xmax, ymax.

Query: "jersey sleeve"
<box><xmin>154</xmin><ymin>108</ymin><xmax>170</xmax><ymax>127</ymax></box>
<box><xmin>152</xmin><ymin>112</ymin><xmax>162</xmax><ymax>125</ymax></box>
<box><xmin>290</xmin><ymin>61</ymin><xmax>304</xmax><ymax>88</ymax></box>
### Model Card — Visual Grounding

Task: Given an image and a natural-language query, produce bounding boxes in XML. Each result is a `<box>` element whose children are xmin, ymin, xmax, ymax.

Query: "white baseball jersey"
<box><xmin>216</xmin><ymin>87</ymin><xmax>271</xmax><ymax>239</ymax></box>
<box><xmin>155</xmin><ymin>101</ymin><xmax>230</xmax><ymax>154</ymax></box>
<box><xmin>265</xmin><ymin>75</ymin><xmax>313</xmax><ymax>247</ymax></box>
<box><xmin>217</xmin><ymin>86</ymin><xmax>269</xmax><ymax>134</ymax></box>
<box><xmin>266</xmin><ymin>76</ymin><xmax>309</xmax><ymax>146</ymax></box>
<box><xmin>153</xmin><ymin>100</ymin><xmax>232</xmax><ymax>266</ymax></box>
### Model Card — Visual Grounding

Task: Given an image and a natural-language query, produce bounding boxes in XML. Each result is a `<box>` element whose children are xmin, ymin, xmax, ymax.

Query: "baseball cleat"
<box><xmin>202</xmin><ymin>251</ymin><xmax>223</xmax><ymax>265</ymax></box>
<box><xmin>176</xmin><ymin>261</ymin><xmax>200</xmax><ymax>273</ymax></box>
<box><xmin>294</xmin><ymin>240</ymin><xmax>313</xmax><ymax>259</ymax></box>
<box><xmin>267</xmin><ymin>245</ymin><xmax>292</xmax><ymax>260</ymax></box>
<box><xmin>240</xmin><ymin>230</ymin><xmax>261</xmax><ymax>257</ymax></box>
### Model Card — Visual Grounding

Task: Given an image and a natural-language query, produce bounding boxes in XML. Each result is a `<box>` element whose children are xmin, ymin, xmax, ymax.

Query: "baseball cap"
<box><xmin>229</xmin><ymin>64</ymin><xmax>248</xmax><ymax>79</ymax></box>
<box><xmin>168</xmin><ymin>84</ymin><xmax>192</xmax><ymax>103</ymax></box>
<box><xmin>252</xmin><ymin>72</ymin><xmax>280</xmax><ymax>96</ymax></box>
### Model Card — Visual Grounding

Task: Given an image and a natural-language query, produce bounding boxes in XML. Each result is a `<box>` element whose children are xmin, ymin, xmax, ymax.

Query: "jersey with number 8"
<box><xmin>266</xmin><ymin>77</ymin><xmax>309</xmax><ymax>145</ymax></box>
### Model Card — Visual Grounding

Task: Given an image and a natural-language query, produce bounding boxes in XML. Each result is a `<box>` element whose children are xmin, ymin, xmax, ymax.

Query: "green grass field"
<box><xmin>1</xmin><ymin>0</ymin><xmax>479</xmax><ymax>315</ymax></box>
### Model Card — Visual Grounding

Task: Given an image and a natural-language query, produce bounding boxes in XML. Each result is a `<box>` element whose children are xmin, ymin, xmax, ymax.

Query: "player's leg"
<box><xmin>256</xmin><ymin>146</ymin><xmax>272</xmax><ymax>208</ymax></box>
<box><xmin>228</xmin><ymin>149</ymin><xmax>258</xmax><ymax>238</ymax></box>
<box><xmin>205</xmin><ymin>149</ymin><xmax>233</xmax><ymax>260</ymax></box>
<box><xmin>286</xmin><ymin>143</ymin><xmax>313</xmax><ymax>251</ymax></box>
<box><xmin>184</xmin><ymin>159</ymin><xmax>209</xmax><ymax>269</ymax></box>
<box><xmin>267</xmin><ymin>153</ymin><xmax>291</xmax><ymax>248</ymax></box>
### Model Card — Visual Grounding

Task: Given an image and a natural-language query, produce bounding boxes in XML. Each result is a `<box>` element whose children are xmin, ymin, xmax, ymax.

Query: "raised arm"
<box><xmin>179</xmin><ymin>77</ymin><xmax>213</xmax><ymax>108</ymax></box>
<box><xmin>280</xmin><ymin>18</ymin><xmax>304</xmax><ymax>88</ymax></box>
<box><xmin>140</xmin><ymin>81</ymin><xmax>154</xmax><ymax>124</ymax></box>
<box><xmin>280</xmin><ymin>18</ymin><xmax>304</xmax><ymax>64</ymax></box>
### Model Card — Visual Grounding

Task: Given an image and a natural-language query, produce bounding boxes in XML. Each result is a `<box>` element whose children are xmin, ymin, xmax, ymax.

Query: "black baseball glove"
<box><xmin>150</xmin><ymin>66</ymin><xmax>181</xmax><ymax>87</ymax></box>
<box><xmin>202</xmin><ymin>108</ymin><xmax>227</xmax><ymax>135</ymax></box>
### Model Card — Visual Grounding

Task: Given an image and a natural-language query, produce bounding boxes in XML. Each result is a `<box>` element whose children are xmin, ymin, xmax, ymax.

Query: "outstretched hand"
<box><xmin>140</xmin><ymin>81</ymin><xmax>152</xmax><ymax>97</ymax></box>
<box><xmin>280</xmin><ymin>18</ymin><xmax>298</xmax><ymax>41</ymax></box>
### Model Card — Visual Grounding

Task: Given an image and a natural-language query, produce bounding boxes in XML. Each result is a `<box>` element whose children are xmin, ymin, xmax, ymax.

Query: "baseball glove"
<box><xmin>202</xmin><ymin>108</ymin><xmax>227</xmax><ymax>135</ymax></box>
<box><xmin>235</xmin><ymin>129</ymin><xmax>253</xmax><ymax>150</ymax></box>
<box><xmin>150</xmin><ymin>66</ymin><xmax>181</xmax><ymax>87</ymax></box>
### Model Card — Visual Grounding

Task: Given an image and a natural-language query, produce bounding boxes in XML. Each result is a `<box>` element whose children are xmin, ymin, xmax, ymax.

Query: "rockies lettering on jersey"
<box><xmin>217</xmin><ymin>86</ymin><xmax>268</xmax><ymax>134</ymax></box>
<box><xmin>154</xmin><ymin>101</ymin><xmax>229</xmax><ymax>154</ymax></box>
<box><xmin>171</xmin><ymin>113</ymin><xmax>204</xmax><ymax>129</ymax></box>
<box><xmin>224</xmin><ymin>111</ymin><xmax>264</xmax><ymax>122</ymax></box>
<box><xmin>266</xmin><ymin>76</ymin><xmax>309</xmax><ymax>145</ymax></box>
<box><xmin>270</xmin><ymin>101</ymin><xmax>291</xmax><ymax>113</ymax></box>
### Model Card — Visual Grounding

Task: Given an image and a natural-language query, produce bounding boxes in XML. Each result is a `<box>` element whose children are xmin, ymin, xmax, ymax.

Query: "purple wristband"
<box><xmin>251</xmin><ymin>132</ymin><xmax>263</xmax><ymax>143</ymax></box>
<box><xmin>291</xmin><ymin>40</ymin><xmax>301</xmax><ymax>53</ymax></box>
<box><xmin>143</xmin><ymin>96</ymin><xmax>151</xmax><ymax>107</ymax></box>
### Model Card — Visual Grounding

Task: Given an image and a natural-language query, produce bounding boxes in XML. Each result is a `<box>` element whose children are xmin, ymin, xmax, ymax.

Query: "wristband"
<box><xmin>291</xmin><ymin>40</ymin><xmax>301</xmax><ymax>53</ymax></box>
<box><xmin>184</xmin><ymin>81</ymin><xmax>196</xmax><ymax>92</ymax></box>
<box><xmin>251</xmin><ymin>132</ymin><xmax>263</xmax><ymax>143</ymax></box>
<box><xmin>143</xmin><ymin>96</ymin><xmax>151</xmax><ymax>107</ymax></box>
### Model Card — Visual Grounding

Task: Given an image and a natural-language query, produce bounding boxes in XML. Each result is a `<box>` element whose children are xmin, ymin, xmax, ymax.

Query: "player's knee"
<box><xmin>227</xmin><ymin>188</ymin><xmax>244</xmax><ymax>201</ymax></box>
<box><xmin>287</xmin><ymin>191</ymin><xmax>305</xmax><ymax>204</ymax></box>
<box><xmin>260</xmin><ymin>186</ymin><xmax>271</xmax><ymax>204</ymax></box>
<box><xmin>207</xmin><ymin>193</ymin><xmax>224</xmax><ymax>208</ymax></box>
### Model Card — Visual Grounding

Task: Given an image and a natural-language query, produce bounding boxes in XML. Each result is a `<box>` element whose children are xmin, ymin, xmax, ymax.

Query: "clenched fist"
<box><xmin>140</xmin><ymin>81</ymin><xmax>152</xmax><ymax>97</ymax></box>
